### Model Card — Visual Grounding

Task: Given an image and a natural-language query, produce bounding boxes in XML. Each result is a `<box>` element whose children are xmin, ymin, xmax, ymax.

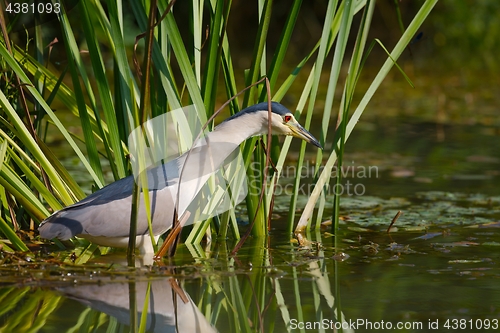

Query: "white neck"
<box><xmin>169</xmin><ymin>114</ymin><xmax>264</xmax><ymax>216</ymax></box>
<box><xmin>212</xmin><ymin>111</ymin><xmax>272</xmax><ymax>144</ymax></box>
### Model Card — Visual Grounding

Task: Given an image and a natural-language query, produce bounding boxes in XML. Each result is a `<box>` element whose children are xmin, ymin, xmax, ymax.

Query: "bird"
<box><xmin>38</xmin><ymin>102</ymin><xmax>322</xmax><ymax>253</ymax></box>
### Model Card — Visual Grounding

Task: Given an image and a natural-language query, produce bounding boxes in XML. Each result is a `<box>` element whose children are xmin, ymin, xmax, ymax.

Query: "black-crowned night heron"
<box><xmin>38</xmin><ymin>102</ymin><xmax>321</xmax><ymax>253</ymax></box>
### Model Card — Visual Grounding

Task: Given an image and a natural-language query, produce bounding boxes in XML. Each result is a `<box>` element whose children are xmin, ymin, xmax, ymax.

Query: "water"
<box><xmin>2</xmin><ymin>104</ymin><xmax>500</xmax><ymax>332</ymax></box>
<box><xmin>1</xmin><ymin>217</ymin><xmax>499</xmax><ymax>332</ymax></box>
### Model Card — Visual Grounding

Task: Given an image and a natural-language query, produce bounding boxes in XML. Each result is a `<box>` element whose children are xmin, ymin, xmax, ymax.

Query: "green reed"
<box><xmin>0</xmin><ymin>0</ymin><xmax>436</xmax><ymax>257</ymax></box>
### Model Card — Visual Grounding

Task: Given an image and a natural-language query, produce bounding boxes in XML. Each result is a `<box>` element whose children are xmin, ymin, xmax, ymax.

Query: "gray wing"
<box><xmin>39</xmin><ymin>162</ymin><xmax>179</xmax><ymax>240</ymax></box>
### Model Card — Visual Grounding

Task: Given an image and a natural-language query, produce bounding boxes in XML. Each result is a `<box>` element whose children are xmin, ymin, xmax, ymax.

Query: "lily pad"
<box><xmin>482</xmin><ymin>241</ymin><xmax>500</xmax><ymax>246</ymax></box>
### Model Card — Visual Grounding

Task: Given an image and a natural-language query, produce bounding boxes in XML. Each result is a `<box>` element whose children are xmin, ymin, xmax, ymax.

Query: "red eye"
<box><xmin>284</xmin><ymin>115</ymin><xmax>291</xmax><ymax>123</ymax></box>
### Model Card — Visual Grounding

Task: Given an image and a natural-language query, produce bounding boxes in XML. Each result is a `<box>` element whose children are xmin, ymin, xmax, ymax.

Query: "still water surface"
<box><xmin>1</xmin><ymin>120</ymin><xmax>499</xmax><ymax>332</ymax></box>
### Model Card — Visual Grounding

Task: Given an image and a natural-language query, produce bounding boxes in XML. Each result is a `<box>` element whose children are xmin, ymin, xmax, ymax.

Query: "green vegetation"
<box><xmin>0</xmin><ymin>0</ymin><xmax>435</xmax><ymax>257</ymax></box>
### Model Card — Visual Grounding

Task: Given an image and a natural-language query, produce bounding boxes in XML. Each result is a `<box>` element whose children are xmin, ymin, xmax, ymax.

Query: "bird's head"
<box><xmin>222</xmin><ymin>102</ymin><xmax>322</xmax><ymax>148</ymax></box>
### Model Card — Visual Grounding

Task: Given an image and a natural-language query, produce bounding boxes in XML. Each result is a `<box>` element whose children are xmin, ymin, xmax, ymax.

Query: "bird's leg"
<box><xmin>155</xmin><ymin>211</ymin><xmax>191</xmax><ymax>259</ymax></box>
<box><xmin>167</xmin><ymin>208</ymin><xmax>181</xmax><ymax>257</ymax></box>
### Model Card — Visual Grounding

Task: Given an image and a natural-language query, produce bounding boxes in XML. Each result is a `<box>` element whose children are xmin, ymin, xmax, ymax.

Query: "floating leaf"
<box><xmin>482</xmin><ymin>241</ymin><xmax>500</xmax><ymax>246</ymax></box>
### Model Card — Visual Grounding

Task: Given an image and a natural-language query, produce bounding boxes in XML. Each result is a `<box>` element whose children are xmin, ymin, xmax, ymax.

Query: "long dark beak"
<box><xmin>289</xmin><ymin>121</ymin><xmax>322</xmax><ymax>149</ymax></box>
